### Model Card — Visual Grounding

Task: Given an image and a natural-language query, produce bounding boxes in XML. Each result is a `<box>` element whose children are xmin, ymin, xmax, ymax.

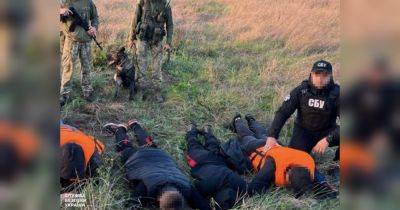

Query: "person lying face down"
<box><xmin>103</xmin><ymin>120</ymin><xmax>212</xmax><ymax>210</ymax></box>
<box><xmin>185</xmin><ymin>123</ymin><xmax>250</xmax><ymax>210</ymax></box>
<box><xmin>230</xmin><ymin>114</ymin><xmax>337</xmax><ymax>198</ymax></box>
<box><xmin>60</xmin><ymin>122</ymin><xmax>105</xmax><ymax>193</ymax></box>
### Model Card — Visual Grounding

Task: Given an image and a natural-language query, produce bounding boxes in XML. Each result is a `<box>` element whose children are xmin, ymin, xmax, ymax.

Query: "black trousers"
<box><xmin>234</xmin><ymin>118</ymin><xmax>268</xmax><ymax>154</ymax></box>
<box><xmin>186</xmin><ymin>130</ymin><xmax>222</xmax><ymax>163</ymax></box>
<box><xmin>289</xmin><ymin>124</ymin><xmax>339</xmax><ymax>161</ymax></box>
<box><xmin>185</xmin><ymin>130</ymin><xmax>248</xmax><ymax>196</ymax></box>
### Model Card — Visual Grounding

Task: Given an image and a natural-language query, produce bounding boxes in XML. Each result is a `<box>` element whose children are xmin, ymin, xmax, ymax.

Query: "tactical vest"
<box><xmin>61</xmin><ymin>0</ymin><xmax>93</xmax><ymax>42</ymax></box>
<box><xmin>249</xmin><ymin>146</ymin><xmax>315</xmax><ymax>187</ymax></box>
<box><xmin>137</xmin><ymin>0</ymin><xmax>168</xmax><ymax>43</ymax></box>
<box><xmin>297</xmin><ymin>80</ymin><xmax>339</xmax><ymax>131</ymax></box>
<box><xmin>60</xmin><ymin>124</ymin><xmax>105</xmax><ymax>168</ymax></box>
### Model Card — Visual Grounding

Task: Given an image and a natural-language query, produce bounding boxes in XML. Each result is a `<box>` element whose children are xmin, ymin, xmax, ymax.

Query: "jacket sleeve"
<box><xmin>187</xmin><ymin>185</ymin><xmax>212</xmax><ymax>210</ymax></box>
<box><xmin>89</xmin><ymin>0</ymin><xmax>99</xmax><ymax>29</ymax></box>
<box><xmin>128</xmin><ymin>0</ymin><xmax>143</xmax><ymax>42</ymax></box>
<box><xmin>327</xmin><ymin>87</ymin><xmax>340</xmax><ymax>147</ymax></box>
<box><xmin>268</xmin><ymin>86</ymin><xmax>301</xmax><ymax>138</ymax></box>
<box><xmin>327</xmin><ymin>126</ymin><xmax>339</xmax><ymax>146</ymax></box>
<box><xmin>165</xmin><ymin>5</ymin><xmax>173</xmax><ymax>45</ymax></box>
<box><xmin>86</xmin><ymin>151</ymin><xmax>102</xmax><ymax>177</ymax></box>
<box><xmin>247</xmin><ymin>158</ymin><xmax>275</xmax><ymax>195</ymax></box>
<box><xmin>129</xmin><ymin>181</ymin><xmax>149</xmax><ymax>205</ymax></box>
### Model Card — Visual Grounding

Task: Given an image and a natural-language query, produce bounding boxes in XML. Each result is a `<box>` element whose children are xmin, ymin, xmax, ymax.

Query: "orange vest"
<box><xmin>249</xmin><ymin>146</ymin><xmax>315</xmax><ymax>186</ymax></box>
<box><xmin>60</xmin><ymin>124</ymin><xmax>105</xmax><ymax>168</ymax></box>
<box><xmin>340</xmin><ymin>141</ymin><xmax>374</xmax><ymax>183</ymax></box>
<box><xmin>0</xmin><ymin>122</ymin><xmax>38</xmax><ymax>163</ymax></box>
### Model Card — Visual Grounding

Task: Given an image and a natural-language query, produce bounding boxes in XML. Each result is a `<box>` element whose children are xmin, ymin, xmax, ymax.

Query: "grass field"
<box><xmin>61</xmin><ymin>0</ymin><xmax>340</xmax><ymax>209</ymax></box>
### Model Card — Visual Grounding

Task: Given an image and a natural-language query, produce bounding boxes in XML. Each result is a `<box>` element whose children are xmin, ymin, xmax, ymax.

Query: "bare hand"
<box><xmin>60</xmin><ymin>8</ymin><xmax>72</xmax><ymax>16</ymax></box>
<box><xmin>87</xmin><ymin>26</ymin><xmax>97</xmax><ymax>37</ymax></box>
<box><xmin>312</xmin><ymin>137</ymin><xmax>329</xmax><ymax>155</ymax></box>
<box><xmin>264</xmin><ymin>137</ymin><xmax>279</xmax><ymax>151</ymax></box>
<box><xmin>163</xmin><ymin>43</ymin><xmax>171</xmax><ymax>51</ymax></box>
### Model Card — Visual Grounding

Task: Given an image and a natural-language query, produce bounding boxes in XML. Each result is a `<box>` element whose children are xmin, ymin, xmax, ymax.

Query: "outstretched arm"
<box><xmin>247</xmin><ymin>158</ymin><xmax>275</xmax><ymax>195</ymax></box>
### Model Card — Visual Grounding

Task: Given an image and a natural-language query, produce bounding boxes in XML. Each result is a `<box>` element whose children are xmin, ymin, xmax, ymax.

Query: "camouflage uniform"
<box><xmin>128</xmin><ymin>0</ymin><xmax>173</xmax><ymax>101</ymax></box>
<box><xmin>60</xmin><ymin>0</ymin><xmax>99</xmax><ymax>99</ymax></box>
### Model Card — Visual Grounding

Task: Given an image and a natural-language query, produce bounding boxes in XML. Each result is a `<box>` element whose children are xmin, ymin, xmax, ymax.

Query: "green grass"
<box><xmin>61</xmin><ymin>0</ymin><xmax>339</xmax><ymax>209</ymax></box>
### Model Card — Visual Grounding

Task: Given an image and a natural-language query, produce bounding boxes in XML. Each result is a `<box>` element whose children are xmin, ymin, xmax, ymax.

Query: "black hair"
<box><xmin>288</xmin><ymin>166</ymin><xmax>313</xmax><ymax>197</ymax></box>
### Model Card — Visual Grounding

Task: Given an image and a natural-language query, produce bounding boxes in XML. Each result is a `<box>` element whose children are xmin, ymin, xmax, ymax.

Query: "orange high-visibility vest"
<box><xmin>0</xmin><ymin>122</ymin><xmax>38</xmax><ymax>163</ymax></box>
<box><xmin>340</xmin><ymin>141</ymin><xmax>374</xmax><ymax>183</ymax></box>
<box><xmin>60</xmin><ymin>124</ymin><xmax>105</xmax><ymax>168</ymax></box>
<box><xmin>249</xmin><ymin>146</ymin><xmax>315</xmax><ymax>186</ymax></box>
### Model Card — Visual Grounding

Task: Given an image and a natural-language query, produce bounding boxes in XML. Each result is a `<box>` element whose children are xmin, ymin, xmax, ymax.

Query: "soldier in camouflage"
<box><xmin>59</xmin><ymin>0</ymin><xmax>99</xmax><ymax>104</ymax></box>
<box><xmin>128</xmin><ymin>0</ymin><xmax>173</xmax><ymax>102</ymax></box>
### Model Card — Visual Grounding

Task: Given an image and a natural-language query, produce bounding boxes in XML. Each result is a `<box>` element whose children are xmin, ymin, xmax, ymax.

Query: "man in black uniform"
<box><xmin>265</xmin><ymin>60</ymin><xmax>339</xmax><ymax>159</ymax></box>
<box><xmin>103</xmin><ymin>120</ymin><xmax>211</xmax><ymax>210</ymax></box>
<box><xmin>185</xmin><ymin>123</ymin><xmax>249</xmax><ymax>210</ymax></box>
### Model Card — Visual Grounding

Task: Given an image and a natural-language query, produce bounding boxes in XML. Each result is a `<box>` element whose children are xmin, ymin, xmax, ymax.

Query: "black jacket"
<box><xmin>268</xmin><ymin>79</ymin><xmax>340</xmax><ymax>146</ymax></box>
<box><xmin>191</xmin><ymin>163</ymin><xmax>247</xmax><ymax>198</ymax></box>
<box><xmin>125</xmin><ymin>148</ymin><xmax>211</xmax><ymax>210</ymax></box>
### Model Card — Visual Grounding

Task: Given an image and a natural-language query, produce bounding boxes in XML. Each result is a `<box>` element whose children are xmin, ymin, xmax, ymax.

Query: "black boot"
<box><xmin>103</xmin><ymin>123</ymin><xmax>128</xmax><ymax>135</ymax></box>
<box><xmin>186</xmin><ymin>122</ymin><xmax>199</xmax><ymax>134</ymax></box>
<box><xmin>202</xmin><ymin>124</ymin><xmax>213</xmax><ymax>136</ymax></box>
<box><xmin>245</xmin><ymin>114</ymin><xmax>256</xmax><ymax>123</ymax></box>
<box><xmin>229</xmin><ymin>113</ymin><xmax>242</xmax><ymax>133</ymax></box>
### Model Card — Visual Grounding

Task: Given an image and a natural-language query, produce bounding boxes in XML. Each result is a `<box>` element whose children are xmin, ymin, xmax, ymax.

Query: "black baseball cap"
<box><xmin>312</xmin><ymin>60</ymin><xmax>332</xmax><ymax>73</ymax></box>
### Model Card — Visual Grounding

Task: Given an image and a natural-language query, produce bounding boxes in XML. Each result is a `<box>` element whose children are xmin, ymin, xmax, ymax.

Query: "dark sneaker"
<box><xmin>155</xmin><ymin>93</ymin><xmax>164</xmax><ymax>103</ymax></box>
<box><xmin>83</xmin><ymin>90</ymin><xmax>94</xmax><ymax>102</ymax></box>
<box><xmin>186</xmin><ymin>122</ymin><xmax>198</xmax><ymax>133</ymax></box>
<box><xmin>245</xmin><ymin>114</ymin><xmax>256</xmax><ymax>123</ymax></box>
<box><xmin>230</xmin><ymin>113</ymin><xmax>242</xmax><ymax>133</ymax></box>
<box><xmin>202</xmin><ymin>124</ymin><xmax>213</xmax><ymax>135</ymax></box>
<box><xmin>127</xmin><ymin>119</ymin><xmax>139</xmax><ymax>130</ymax></box>
<box><xmin>60</xmin><ymin>94</ymin><xmax>69</xmax><ymax>107</ymax></box>
<box><xmin>103</xmin><ymin>123</ymin><xmax>128</xmax><ymax>135</ymax></box>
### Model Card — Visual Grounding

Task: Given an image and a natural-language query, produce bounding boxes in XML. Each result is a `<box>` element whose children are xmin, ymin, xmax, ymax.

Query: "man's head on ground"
<box><xmin>159</xmin><ymin>186</ymin><xmax>185</xmax><ymax>210</ymax></box>
<box><xmin>60</xmin><ymin>142</ymin><xmax>85</xmax><ymax>190</ymax></box>
<box><xmin>214</xmin><ymin>187</ymin><xmax>237</xmax><ymax>210</ymax></box>
<box><xmin>310</xmin><ymin>60</ymin><xmax>333</xmax><ymax>89</ymax></box>
<box><xmin>286</xmin><ymin>166</ymin><xmax>313</xmax><ymax>196</ymax></box>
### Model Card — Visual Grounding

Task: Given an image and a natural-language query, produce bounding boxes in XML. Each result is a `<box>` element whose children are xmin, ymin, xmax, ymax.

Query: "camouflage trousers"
<box><xmin>136</xmin><ymin>40</ymin><xmax>163</xmax><ymax>93</ymax></box>
<box><xmin>60</xmin><ymin>38</ymin><xmax>93</xmax><ymax>96</ymax></box>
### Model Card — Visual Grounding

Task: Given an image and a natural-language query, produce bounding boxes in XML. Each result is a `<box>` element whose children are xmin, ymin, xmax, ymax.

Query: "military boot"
<box><xmin>60</xmin><ymin>93</ymin><xmax>70</xmax><ymax>107</ymax></box>
<box><xmin>83</xmin><ymin>89</ymin><xmax>94</xmax><ymax>102</ymax></box>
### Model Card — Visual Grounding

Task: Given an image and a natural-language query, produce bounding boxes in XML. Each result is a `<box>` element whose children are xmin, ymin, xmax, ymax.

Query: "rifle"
<box><xmin>130</xmin><ymin>43</ymin><xmax>144</xmax><ymax>81</ymax></box>
<box><xmin>60</xmin><ymin>7</ymin><xmax>103</xmax><ymax>50</ymax></box>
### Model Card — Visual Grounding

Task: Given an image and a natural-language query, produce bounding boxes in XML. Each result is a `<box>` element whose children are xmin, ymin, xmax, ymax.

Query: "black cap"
<box><xmin>312</xmin><ymin>60</ymin><xmax>332</xmax><ymax>73</ymax></box>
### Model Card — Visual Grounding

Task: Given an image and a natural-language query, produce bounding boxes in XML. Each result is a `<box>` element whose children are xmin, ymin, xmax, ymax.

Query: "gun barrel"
<box><xmin>93</xmin><ymin>37</ymin><xmax>103</xmax><ymax>50</ymax></box>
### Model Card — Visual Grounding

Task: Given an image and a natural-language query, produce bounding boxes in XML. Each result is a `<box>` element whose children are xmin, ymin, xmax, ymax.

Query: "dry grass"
<box><xmin>215</xmin><ymin>0</ymin><xmax>340</xmax><ymax>53</ymax></box>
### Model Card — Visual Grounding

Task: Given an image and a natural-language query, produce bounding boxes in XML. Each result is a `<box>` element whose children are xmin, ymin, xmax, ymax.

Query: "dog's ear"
<box><xmin>119</xmin><ymin>47</ymin><xmax>126</xmax><ymax>53</ymax></box>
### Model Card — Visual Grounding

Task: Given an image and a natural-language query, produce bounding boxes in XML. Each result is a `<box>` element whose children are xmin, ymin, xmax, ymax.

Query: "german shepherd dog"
<box><xmin>107</xmin><ymin>47</ymin><xmax>136</xmax><ymax>100</ymax></box>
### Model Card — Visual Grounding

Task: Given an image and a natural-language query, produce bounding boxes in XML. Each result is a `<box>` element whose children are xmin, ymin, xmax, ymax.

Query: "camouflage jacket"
<box><xmin>129</xmin><ymin>0</ymin><xmax>173</xmax><ymax>44</ymax></box>
<box><xmin>60</xmin><ymin>0</ymin><xmax>99</xmax><ymax>43</ymax></box>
